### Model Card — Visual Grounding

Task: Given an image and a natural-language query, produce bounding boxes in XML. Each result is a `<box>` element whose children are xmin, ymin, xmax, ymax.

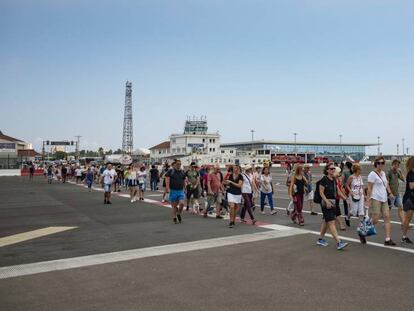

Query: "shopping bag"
<box><xmin>357</xmin><ymin>216</ymin><xmax>376</xmax><ymax>237</ymax></box>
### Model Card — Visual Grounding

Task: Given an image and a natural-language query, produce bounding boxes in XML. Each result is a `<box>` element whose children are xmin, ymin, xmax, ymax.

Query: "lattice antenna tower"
<box><xmin>122</xmin><ymin>81</ymin><xmax>133</xmax><ymax>155</ymax></box>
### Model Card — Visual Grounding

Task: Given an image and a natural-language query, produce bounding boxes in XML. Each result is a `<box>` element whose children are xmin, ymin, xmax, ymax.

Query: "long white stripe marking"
<box><xmin>0</xmin><ymin>229</ymin><xmax>306</xmax><ymax>280</ymax></box>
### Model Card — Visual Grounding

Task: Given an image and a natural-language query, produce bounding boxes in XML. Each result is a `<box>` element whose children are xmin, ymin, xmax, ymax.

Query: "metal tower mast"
<box><xmin>122</xmin><ymin>81</ymin><xmax>133</xmax><ymax>155</ymax></box>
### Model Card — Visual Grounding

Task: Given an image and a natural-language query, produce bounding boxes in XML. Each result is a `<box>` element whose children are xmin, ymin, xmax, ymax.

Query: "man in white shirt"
<box><xmin>100</xmin><ymin>163</ymin><xmax>117</xmax><ymax>204</ymax></box>
<box><xmin>75</xmin><ymin>166</ymin><xmax>83</xmax><ymax>184</ymax></box>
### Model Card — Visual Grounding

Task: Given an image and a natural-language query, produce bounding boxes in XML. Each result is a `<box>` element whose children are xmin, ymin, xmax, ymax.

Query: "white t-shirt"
<box><xmin>260</xmin><ymin>174</ymin><xmax>273</xmax><ymax>194</ymax></box>
<box><xmin>241</xmin><ymin>173</ymin><xmax>253</xmax><ymax>194</ymax></box>
<box><xmin>137</xmin><ymin>171</ymin><xmax>147</xmax><ymax>184</ymax></box>
<box><xmin>75</xmin><ymin>168</ymin><xmax>82</xmax><ymax>177</ymax></box>
<box><xmin>128</xmin><ymin>170</ymin><xmax>137</xmax><ymax>180</ymax></box>
<box><xmin>368</xmin><ymin>170</ymin><xmax>388</xmax><ymax>202</ymax></box>
<box><xmin>102</xmin><ymin>169</ymin><xmax>117</xmax><ymax>185</ymax></box>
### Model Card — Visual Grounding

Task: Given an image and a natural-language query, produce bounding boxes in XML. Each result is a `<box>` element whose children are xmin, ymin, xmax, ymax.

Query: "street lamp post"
<box><xmin>377</xmin><ymin>136</ymin><xmax>381</xmax><ymax>155</ymax></box>
<box><xmin>402</xmin><ymin>138</ymin><xmax>405</xmax><ymax>156</ymax></box>
<box><xmin>294</xmin><ymin>133</ymin><xmax>297</xmax><ymax>155</ymax></box>
<box><xmin>75</xmin><ymin>135</ymin><xmax>82</xmax><ymax>160</ymax></box>
<box><xmin>250</xmin><ymin>129</ymin><xmax>255</xmax><ymax>156</ymax></box>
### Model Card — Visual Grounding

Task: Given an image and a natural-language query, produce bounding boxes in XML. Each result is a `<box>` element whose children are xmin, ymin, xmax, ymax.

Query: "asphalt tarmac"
<box><xmin>0</xmin><ymin>174</ymin><xmax>413</xmax><ymax>311</ymax></box>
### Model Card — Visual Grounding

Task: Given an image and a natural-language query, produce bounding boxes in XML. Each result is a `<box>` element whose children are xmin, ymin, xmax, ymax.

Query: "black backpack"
<box><xmin>313</xmin><ymin>178</ymin><xmax>323</xmax><ymax>204</ymax></box>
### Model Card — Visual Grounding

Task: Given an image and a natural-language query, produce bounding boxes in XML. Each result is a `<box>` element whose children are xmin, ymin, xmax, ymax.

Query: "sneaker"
<box><xmin>345</xmin><ymin>218</ymin><xmax>351</xmax><ymax>227</ymax></box>
<box><xmin>310</xmin><ymin>212</ymin><xmax>318</xmax><ymax>216</ymax></box>
<box><xmin>401</xmin><ymin>237</ymin><xmax>413</xmax><ymax>244</ymax></box>
<box><xmin>316</xmin><ymin>239</ymin><xmax>328</xmax><ymax>247</ymax></box>
<box><xmin>358</xmin><ymin>234</ymin><xmax>367</xmax><ymax>244</ymax></box>
<box><xmin>104</xmin><ymin>200</ymin><xmax>107</xmax><ymax>204</ymax></box>
<box><xmin>203</xmin><ymin>213</ymin><xmax>207</xmax><ymax>218</ymax></box>
<box><xmin>216</xmin><ymin>215</ymin><xmax>224</xmax><ymax>219</ymax></box>
<box><xmin>252</xmin><ymin>219</ymin><xmax>257</xmax><ymax>225</ymax></box>
<box><xmin>270</xmin><ymin>210</ymin><xmax>277</xmax><ymax>215</ymax></box>
<box><xmin>240</xmin><ymin>218</ymin><xmax>246</xmax><ymax>223</ymax></box>
<box><xmin>177</xmin><ymin>214</ymin><xmax>182</xmax><ymax>223</ymax></box>
<box><xmin>173</xmin><ymin>218</ymin><xmax>178</xmax><ymax>224</ymax></box>
<box><xmin>260</xmin><ymin>211</ymin><xmax>265</xmax><ymax>215</ymax></box>
<box><xmin>107</xmin><ymin>201</ymin><xmax>112</xmax><ymax>204</ymax></box>
<box><xmin>229</xmin><ymin>221</ymin><xmax>235</xmax><ymax>228</ymax></box>
<box><xmin>384</xmin><ymin>239</ymin><xmax>396</xmax><ymax>246</ymax></box>
<box><xmin>337</xmin><ymin>241</ymin><xmax>348</xmax><ymax>250</ymax></box>
<box><xmin>130</xmin><ymin>199</ymin><xmax>134</xmax><ymax>203</ymax></box>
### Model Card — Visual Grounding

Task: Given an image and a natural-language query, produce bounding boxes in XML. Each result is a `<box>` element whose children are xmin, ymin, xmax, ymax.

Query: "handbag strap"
<box><xmin>242</xmin><ymin>173</ymin><xmax>253</xmax><ymax>189</ymax></box>
<box><xmin>374</xmin><ymin>171</ymin><xmax>387</xmax><ymax>189</ymax></box>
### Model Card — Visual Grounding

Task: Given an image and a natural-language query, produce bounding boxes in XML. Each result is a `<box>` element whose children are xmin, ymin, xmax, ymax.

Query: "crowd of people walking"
<box><xmin>36</xmin><ymin>155</ymin><xmax>414</xmax><ymax>250</ymax></box>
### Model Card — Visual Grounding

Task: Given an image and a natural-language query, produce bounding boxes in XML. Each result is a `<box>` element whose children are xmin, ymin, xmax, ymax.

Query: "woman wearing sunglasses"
<box><xmin>367</xmin><ymin>156</ymin><xmax>396</xmax><ymax>246</ymax></box>
<box><xmin>316</xmin><ymin>163</ymin><xmax>348</xmax><ymax>250</ymax></box>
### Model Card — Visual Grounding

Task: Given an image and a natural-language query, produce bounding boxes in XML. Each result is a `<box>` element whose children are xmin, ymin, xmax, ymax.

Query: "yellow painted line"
<box><xmin>0</xmin><ymin>226</ymin><xmax>77</xmax><ymax>247</ymax></box>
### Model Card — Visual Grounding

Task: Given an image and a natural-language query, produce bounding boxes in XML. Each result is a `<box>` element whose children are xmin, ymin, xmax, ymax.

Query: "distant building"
<box><xmin>149</xmin><ymin>118</ymin><xmax>268</xmax><ymax>166</ymax></box>
<box><xmin>221</xmin><ymin>140</ymin><xmax>377</xmax><ymax>162</ymax></box>
<box><xmin>0</xmin><ymin>131</ymin><xmax>37</xmax><ymax>168</ymax></box>
<box><xmin>149</xmin><ymin>141</ymin><xmax>171</xmax><ymax>164</ymax></box>
<box><xmin>17</xmin><ymin>149</ymin><xmax>42</xmax><ymax>163</ymax></box>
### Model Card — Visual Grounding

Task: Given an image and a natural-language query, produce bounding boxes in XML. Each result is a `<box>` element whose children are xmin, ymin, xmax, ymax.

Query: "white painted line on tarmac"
<box><xmin>260</xmin><ymin>224</ymin><xmax>297</xmax><ymax>231</ymax></box>
<box><xmin>0</xmin><ymin>227</ymin><xmax>77</xmax><ymax>248</ymax></box>
<box><xmin>0</xmin><ymin>229</ymin><xmax>306</xmax><ymax>280</ymax></box>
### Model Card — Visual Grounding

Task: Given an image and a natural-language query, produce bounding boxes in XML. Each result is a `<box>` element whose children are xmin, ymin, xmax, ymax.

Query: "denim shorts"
<box><xmin>104</xmin><ymin>184</ymin><xmax>112</xmax><ymax>193</ymax></box>
<box><xmin>389</xmin><ymin>194</ymin><xmax>403</xmax><ymax>208</ymax></box>
<box><xmin>169</xmin><ymin>190</ymin><xmax>185</xmax><ymax>202</ymax></box>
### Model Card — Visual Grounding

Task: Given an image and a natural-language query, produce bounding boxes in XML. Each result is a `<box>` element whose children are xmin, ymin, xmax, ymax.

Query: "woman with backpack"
<box><xmin>316</xmin><ymin>163</ymin><xmax>348</xmax><ymax>250</ymax></box>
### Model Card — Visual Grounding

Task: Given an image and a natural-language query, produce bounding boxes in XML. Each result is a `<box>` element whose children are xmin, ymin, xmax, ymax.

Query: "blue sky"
<box><xmin>1</xmin><ymin>0</ymin><xmax>413</xmax><ymax>155</ymax></box>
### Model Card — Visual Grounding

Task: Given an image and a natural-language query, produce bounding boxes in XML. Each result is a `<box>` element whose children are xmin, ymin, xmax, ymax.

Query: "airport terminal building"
<box><xmin>221</xmin><ymin>140</ymin><xmax>377</xmax><ymax>162</ymax></box>
<box><xmin>149</xmin><ymin>119</ymin><xmax>376</xmax><ymax>165</ymax></box>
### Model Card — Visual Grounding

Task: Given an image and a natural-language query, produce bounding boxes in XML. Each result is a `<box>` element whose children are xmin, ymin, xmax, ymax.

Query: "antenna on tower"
<box><xmin>122</xmin><ymin>81</ymin><xmax>133</xmax><ymax>155</ymax></box>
